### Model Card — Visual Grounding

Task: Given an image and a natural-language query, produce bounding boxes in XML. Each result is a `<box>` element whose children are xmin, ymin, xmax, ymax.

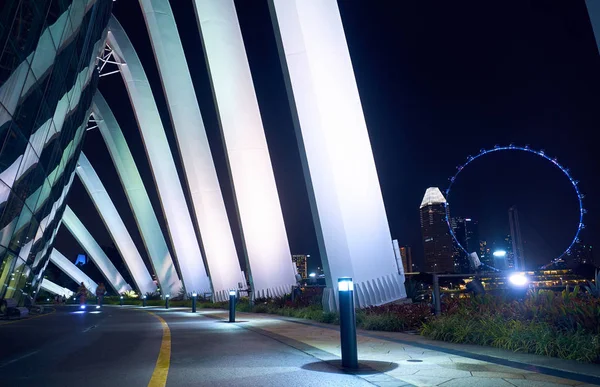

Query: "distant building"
<box><xmin>451</xmin><ymin>217</ymin><xmax>479</xmax><ymax>273</ymax></box>
<box><xmin>292</xmin><ymin>255</ymin><xmax>308</xmax><ymax>279</ymax></box>
<box><xmin>420</xmin><ymin>188</ymin><xmax>454</xmax><ymax>273</ymax></box>
<box><xmin>479</xmin><ymin>240</ymin><xmax>493</xmax><ymax>267</ymax></box>
<box><xmin>399</xmin><ymin>246</ymin><xmax>414</xmax><ymax>273</ymax></box>
<box><xmin>570</xmin><ymin>242</ymin><xmax>594</xmax><ymax>265</ymax></box>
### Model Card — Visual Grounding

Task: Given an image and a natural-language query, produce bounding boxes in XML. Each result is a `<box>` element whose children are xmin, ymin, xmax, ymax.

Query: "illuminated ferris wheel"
<box><xmin>444</xmin><ymin>145</ymin><xmax>586</xmax><ymax>270</ymax></box>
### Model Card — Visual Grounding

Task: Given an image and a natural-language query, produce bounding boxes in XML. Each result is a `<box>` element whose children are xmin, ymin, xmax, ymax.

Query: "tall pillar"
<box><xmin>269</xmin><ymin>0</ymin><xmax>406</xmax><ymax>308</ymax></box>
<box><xmin>49</xmin><ymin>249</ymin><xmax>98</xmax><ymax>294</ymax></box>
<box><xmin>40</xmin><ymin>278</ymin><xmax>75</xmax><ymax>299</ymax></box>
<box><xmin>106</xmin><ymin>16</ymin><xmax>210</xmax><ymax>294</ymax></box>
<box><xmin>62</xmin><ymin>206</ymin><xmax>131</xmax><ymax>294</ymax></box>
<box><xmin>137</xmin><ymin>0</ymin><xmax>243</xmax><ymax>301</ymax></box>
<box><xmin>91</xmin><ymin>92</ymin><xmax>181</xmax><ymax>298</ymax></box>
<box><xmin>192</xmin><ymin>0</ymin><xmax>296</xmax><ymax>297</ymax></box>
<box><xmin>76</xmin><ymin>152</ymin><xmax>156</xmax><ymax>295</ymax></box>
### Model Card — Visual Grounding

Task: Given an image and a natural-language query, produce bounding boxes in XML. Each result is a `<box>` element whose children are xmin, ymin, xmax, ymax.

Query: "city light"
<box><xmin>80</xmin><ymin>305</ymin><xmax>86</xmax><ymax>310</ymax></box>
<box><xmin>509</xmin><ymin>273</ymin><xmax>528</xmax><ymax>286</ymax></box>
<box><xmin>308</xmin><ymin>273</ymin><xmax>316</xmax><ymax>278</ymax></box>
<box><xmin>338</xmin><ymin>277</ymin><xmax>354</xmax><ymax>292</ymax></box>
<box><xmin>493</xmin><ymin>250</ymin><xmax>507</xmax><ymax>257</ymax></box>
<box><xmin>96</xmin><ymin>305</ymin><xmax>100</xmax><ymax>309</ymax></box>
<box><xmin>229</xmin><ymin>290</ymin><xmax>236</xmax><ymax>296</ymax></box>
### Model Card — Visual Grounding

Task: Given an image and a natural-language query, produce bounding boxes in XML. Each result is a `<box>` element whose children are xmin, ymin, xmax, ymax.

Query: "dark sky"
<box><xmin>55</xmin><ymin>0</ymin><xmax>600</xmax><ymax>281</ymax></box>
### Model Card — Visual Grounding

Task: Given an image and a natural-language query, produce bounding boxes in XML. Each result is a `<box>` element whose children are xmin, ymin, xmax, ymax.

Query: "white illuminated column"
<box><xmin>76</xmin><ymin>152</ymin><xmax>155</xmax><ymax>295</ymax></box>
<box><xmin>192</xmin><ymin>0</ymin><xmax>297</xmax><ymax>297</ymax></box>
<box><xmin>91</xmin><ymin>92</ymin><xmax>181</xmax><ymax>298</ymax></box>
<box><xmin>40</xmin><ymin>278</ymin><xmax>75</xmax><ymax>299</ymax></box>
<box><xmin>49</xmin><ymin>249</ymin><xmax>98</xmax><ymax>295</ymax></box>
<box><xmin>106</xmin><ymin>16</ymin><xmax>210</xmax><ymax>294</ymax></box>
<box><xmin>138</xmin><ymin>0</ymin><xmax>243</xmax><ymax>301</ymax></box>
<box><xmin>269</xmin><ymin>0</ymin><xmax>406</xmax><ymax>308</ymax></box>
<box><xmin>62</xmin><ymin>206</ymin><xmax>131</xmax><ymax>294</ymax></box>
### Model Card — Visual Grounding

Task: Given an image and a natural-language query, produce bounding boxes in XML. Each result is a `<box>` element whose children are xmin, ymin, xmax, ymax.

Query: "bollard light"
<box><xmin>142</xmin><ymin>295</ymin><xmax>147</xmax><ymax>307</ymax></box>
<box><xmin>120</xmin><ymin>295</ymin><xmax>124</xmax><ymax>306</ymax></box>
<box><xmin>338</xmin><ymin>277</ymin><xmax>358</xmax><ymax>369</ymax></box>
<box><xmin>229</xmin><ymin>290</ymin><xmax>236</xmax><ymax>322</ymax></box>
<box><xmin>192</xmin><ymin>292</ymin><xmax>198</xmax><ymax>313</ymax></box>
<box><xmin>165</xmin><ymin>294</ymin><xmax>170</xmax><ymax>309</ymax></box>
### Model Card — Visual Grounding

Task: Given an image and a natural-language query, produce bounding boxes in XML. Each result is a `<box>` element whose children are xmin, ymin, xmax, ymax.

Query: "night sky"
<box><xmin>55</xmin><ymin>0</ymin><xmax>600</xmax><ymax>279</ymax></box>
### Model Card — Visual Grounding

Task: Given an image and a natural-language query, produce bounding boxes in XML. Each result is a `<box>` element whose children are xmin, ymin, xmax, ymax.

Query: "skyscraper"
<box><xmin>291</xmin><ymin>255</ymin><xmax>308</xmax><ymax>279</ymax></box>
<box><xmin>399</xmin><ymin>246</ymin><xmax>414</xmax><ymax>273</ymax></box>
<box><xmin>451</xmin><ymin>217</ymin><xmax>480</xmax><ymax>273</ymax></box>
<box><xmin>420</xmin><ymin>188</ymin><xmax>454</xmax><ymax>273</ymax></box>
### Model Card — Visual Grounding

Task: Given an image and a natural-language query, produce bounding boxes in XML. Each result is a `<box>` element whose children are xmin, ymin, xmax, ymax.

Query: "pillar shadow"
<box><xmin>302</xmin><ymin>360</ymin><xmax>398</xmax><ymax>375</ymax></box>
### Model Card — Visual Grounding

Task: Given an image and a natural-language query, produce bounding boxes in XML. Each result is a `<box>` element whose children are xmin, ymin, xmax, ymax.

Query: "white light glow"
<box><xmin>308</xmin><ymin>273</ymin><xmax>316</xmax><ymax>278</ymax></box>
<box><xmin>509</xmin><ymin>273</ymin><xmax>528</xmax><ymax>286</ymax></box>
<box><xmin>338</xmin><ymin>278</ymin><xmax>354</xmax><ymax>292</ymax></box>
<box><xmin>493</xmin><ymin>250</ymin><xmax>507</xmax><ymax>257</ymax></box>
<box><xmin>229</xmin><ymin>290</ymin><xmax>236</xmax><ymax>296</ymax></box>
<box><xmin>192</xmin><ymin>292</ymin><xmax>197</xmax><ymax>297</ymax></box>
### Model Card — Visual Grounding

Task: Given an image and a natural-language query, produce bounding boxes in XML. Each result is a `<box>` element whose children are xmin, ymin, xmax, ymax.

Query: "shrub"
<box><xmin>421</xmin><ymin>314</ymin><xmax>600</xmax><ymax>363</ymax></box>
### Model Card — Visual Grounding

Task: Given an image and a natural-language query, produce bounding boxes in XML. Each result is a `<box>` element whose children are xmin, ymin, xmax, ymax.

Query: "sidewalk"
<box><xmin>194</xmin><ymin>309</ymin><xmax>600</xmax><ymax>387</ymax></box>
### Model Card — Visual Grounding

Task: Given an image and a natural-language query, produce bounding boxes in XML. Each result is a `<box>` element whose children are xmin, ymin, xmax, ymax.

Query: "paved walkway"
<box><xmin>2</xmin><ymin>305</ymin><xmax>599</xmax><ymax>386</ymax></box>
<box><xmin>195</xmin><ymin>308</ymin><xmax>600</xmax><ymax>387</ymax></box>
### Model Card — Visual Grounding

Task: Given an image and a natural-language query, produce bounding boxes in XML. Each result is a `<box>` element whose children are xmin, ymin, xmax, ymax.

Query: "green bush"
<box><xmin>421</xmin><ymin>313</ymin><xmax>600</xmax><ymax>363</ymax></box>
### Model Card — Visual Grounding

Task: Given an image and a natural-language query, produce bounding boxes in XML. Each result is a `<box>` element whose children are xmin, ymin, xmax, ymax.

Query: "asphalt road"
<box><xmin>0</xmin><ymin>306</ymin><xmax>371</xmax><ymax>387</ymax></box>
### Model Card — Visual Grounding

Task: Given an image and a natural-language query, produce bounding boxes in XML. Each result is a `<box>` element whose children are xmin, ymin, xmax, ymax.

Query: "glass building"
<box><xmin>0</xmin><ymin>0</ymin><xmax>113</xmax><ymax>305</ymax></box>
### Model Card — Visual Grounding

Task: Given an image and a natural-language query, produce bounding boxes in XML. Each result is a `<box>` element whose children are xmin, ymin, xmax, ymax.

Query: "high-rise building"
<box><xmin>479</xmin><ymin>240</ymin><xmax>493</xmax><ymax>267</ymax></box>
<box><xmin>509</xmin><ymin>206</ymin><xmax>526</xmax><ymax>270</ymax></box>
<box><xmin>570</xmin><ymin>242</ymin><xmax>594</xmax><ymax>265</ymax></box>
<box><xmin>451</xmin><ymin>217</ymin><xmax>479</xmax><ymax>273</ymax></box>
<box><xmin>292</xmin><ymin>255</ymin><xmax>308</xmax><ymax>279</ymax></box>
<box><xmin>0</xmin><ymin>1</ymin><xmax>113</xmax><ymax>305</ymax></box>
<box><xmin>399</xmin><ymin>246</ymin><xmax>414</xmax><ymax>273</ymax></box>
<box><xmin>420</xmin><ymin>188</ymin><xmax>454</xmax><ymax>273</ymax></box>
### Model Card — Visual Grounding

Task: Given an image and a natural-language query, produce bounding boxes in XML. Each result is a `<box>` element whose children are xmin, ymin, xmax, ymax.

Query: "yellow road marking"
<box><xmin>0</xmin><ymin>307</ymin><xmax>56</xmax><ymax>327</ymax></box>
<box><xmin>148</xmin><ymin>313</ymin><xmax>171</xmax><ymax>387</ymax></box>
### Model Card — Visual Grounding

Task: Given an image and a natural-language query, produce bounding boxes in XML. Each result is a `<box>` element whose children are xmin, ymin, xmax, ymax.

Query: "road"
<box><xmin>0</xmin><ymin>306</ymin><xmax>371</xmax><ymax>387</ymax></box>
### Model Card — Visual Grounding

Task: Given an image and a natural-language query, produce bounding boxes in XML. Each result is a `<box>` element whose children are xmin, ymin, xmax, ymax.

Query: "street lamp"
<box><xmin>142</xmin><ymin>295</ymin><xmax>147</xmax><ymax>307</ymax></box>
<box><xmin>120</xmin><ymin>295</ymin><xmax>123</xmax><ymax>306</ymax></box>
<box><xmin>192</xmin><ymin>292</ymin><xmax>197</xmax><ymax>313</ymax></box>
<box><xmin>165</xmin><ymin>294</ymin><xmax>170</xmax><ymax>309</ymax></box>
<box><xmin>338</xmin><ymin>277</ymin><xmax>357</xmax><ymax>369</ymax></box>
<box><xmin>229</xmin><ymin>290</ymin><xmax>236</xmax><ymax>322</ymax></box>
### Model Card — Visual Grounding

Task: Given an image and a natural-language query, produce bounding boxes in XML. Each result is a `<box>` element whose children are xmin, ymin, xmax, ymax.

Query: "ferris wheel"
<box><xmin>444</xmin><ymin>145</ymin><xmax>585</xmax><ymax>270</ymax></box>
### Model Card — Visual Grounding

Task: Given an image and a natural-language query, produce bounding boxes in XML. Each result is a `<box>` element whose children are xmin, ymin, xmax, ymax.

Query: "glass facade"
<box><xmin>0</xmin><ymin>0</ymin><xmax>113</xmax><ymax>305</ymax></box>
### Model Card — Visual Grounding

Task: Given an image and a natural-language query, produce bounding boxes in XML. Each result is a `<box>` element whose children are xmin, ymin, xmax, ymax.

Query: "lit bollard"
<box><xmin>142</xmin><ymin>295</ymin><xmax>147</xmax><ymax>307</ymax></box>
<box><xmin>192</xmin><ymin>292</ymin><xmax>197</xmax><ymax>313</ymax></box>
<box><xmin>120</xmin><ymin>295</ymin><xmax>124</xmax><ymax>306</ymax></box>
<box><xmin>229</xmin><ymin>290</ymin><xmax>236</xmax><ymax>322</ymax></box>
<box><xmin>338</xmin><ymin>277</ymin><xmax>358</xmax><ymax>369</ymax></box>
<box><xmin>165</xmin><ymin>294</ymin><xmax>170</xmax><ymax>309</ymax></box>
